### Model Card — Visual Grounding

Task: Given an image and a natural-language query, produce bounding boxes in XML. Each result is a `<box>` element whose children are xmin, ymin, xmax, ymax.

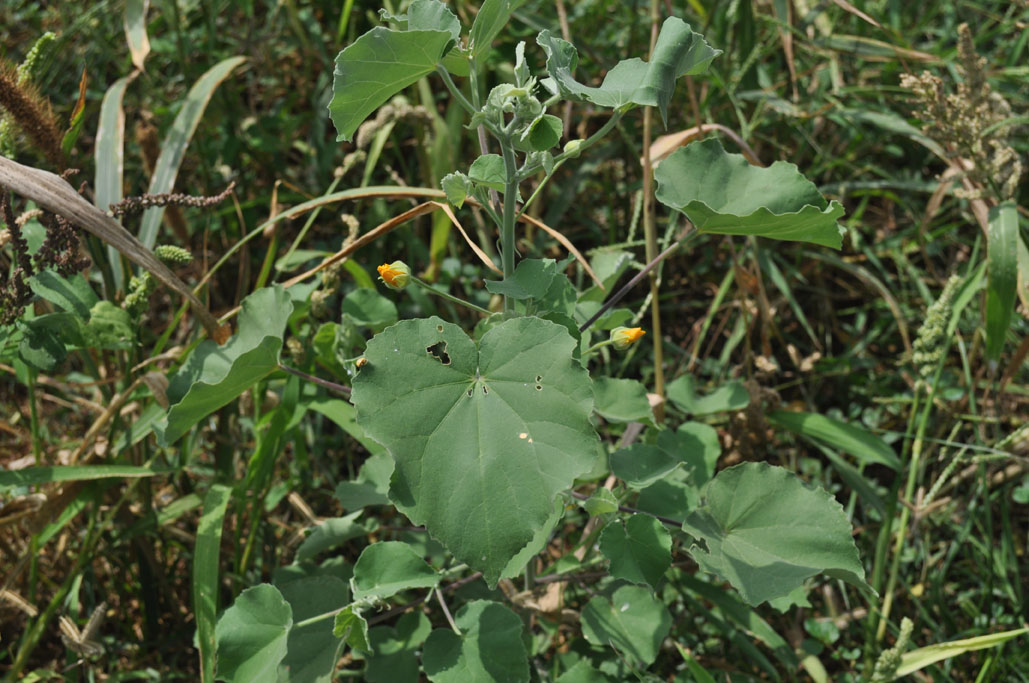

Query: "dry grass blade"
<box><xmin>514</xmin><ymin>211</ymin><xmax>604</xmax><ymax>289</ymax></box>
<box><xmin>831</xmin><ymin>0</ymin><xmax>882</xmax><ymax>29</ymax></box>
<box><xmin>0</xmin><ymin>155</ymin><xmax>226</xmax><ymax>342</ymax></box>
<box><xmin>648</xmin><ymin>124</ymin><xmax>763</xmax><ymax>167</ymax></box>
<box><xmin>430</xmin><ymin>201</ymin><xmax>502</xmax><ymax>274</ymax></box>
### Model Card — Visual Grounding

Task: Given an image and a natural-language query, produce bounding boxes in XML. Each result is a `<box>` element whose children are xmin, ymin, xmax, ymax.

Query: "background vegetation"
<box><xmin>1</xmin><ymin>0</ymin><xmax>1026</xmax><ymax>680</ymax></box>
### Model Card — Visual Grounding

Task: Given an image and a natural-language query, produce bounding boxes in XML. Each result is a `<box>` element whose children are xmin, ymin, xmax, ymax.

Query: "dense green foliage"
<box><xmin>1</xmin><ymin>1</ymin><xmax>1027</xmax><ymax>681</ymax></box>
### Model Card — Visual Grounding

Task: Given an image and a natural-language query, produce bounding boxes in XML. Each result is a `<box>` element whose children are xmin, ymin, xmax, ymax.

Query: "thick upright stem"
<box><xmin>500</xmin><ymin>139</ymin><xmax>519</xmax><ymax>309</ymax></box>
<box><xmin>641</xmin><ymin>0</ymin><xmax>665</xmax><ymax>421</ymax></box>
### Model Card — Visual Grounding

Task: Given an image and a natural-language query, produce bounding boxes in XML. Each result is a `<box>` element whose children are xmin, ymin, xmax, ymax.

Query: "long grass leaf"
<box><xmin>96</xmin><ymin>74</ymin><xmax>133</xmax><ymax>290</ymax></box>
<box><xmin>194</xmin><ymin>484</ymin><xmax>232</xmax><ymax>683</ymax></box>
<box><xmin>985</xmin><ymin>201</ymin><xmax>1018</xmax><ymax>365</ymax></box>
<box><xmin>0</xmin><ymin>464</ymin><xmax>175</xmax><ymax>488</ymax></box>
<box><xmin>139</xmin><ymin>56</ymin><xmax>246</xmax><ymax>248</ymax></box>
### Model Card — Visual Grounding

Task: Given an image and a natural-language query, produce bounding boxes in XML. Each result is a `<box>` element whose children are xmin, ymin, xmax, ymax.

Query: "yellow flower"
<box><xmin>377</xmin><ymin>261</ymin><xmax>410</xmax><ymax>290</ymax></box>
<box><xmin>610</xmin><ymin>326</ymin><xmax>645</xmax><ymax>350</ymax></box>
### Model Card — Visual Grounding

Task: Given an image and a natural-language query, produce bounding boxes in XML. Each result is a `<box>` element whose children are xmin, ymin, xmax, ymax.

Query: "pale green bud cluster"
<box><xmin>870</xmin><ymin>617</ymin><xmax>913</xmax><ymax>682</ymax></box>
<box><xmin>153</xmin><ymin>245</ymin><xmax>193</xmax><ymax>266</ymax></box>
<box><xmin>123</xmin><ymin>246</ymin><xmax>193</xmax><ymax>318</ymax></box>
<box><xmin>911</xmin><ymin>275</ymin><xmax>960</xmax><ymax>380</ymax></box>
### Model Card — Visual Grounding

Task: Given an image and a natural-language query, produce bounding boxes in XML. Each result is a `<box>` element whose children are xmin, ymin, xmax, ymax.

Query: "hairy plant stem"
<box><xmin>500</xmin><ymin>137</ymin><xmax>519</xmax><ymax>310</ymax></box>
<box><xmin>436</xmin><ymin>66</ymin><xmax>476</xmax><ymax>115</ymax></box>
<box><xmin>412</xmin><ymin>275</ymin><xmax>491</xmax><ymax>315</ymax></box>
<box><xmin>641</xmin><ymin>0</ymin><xmax>665</xmax><ymax>422</ymax></box>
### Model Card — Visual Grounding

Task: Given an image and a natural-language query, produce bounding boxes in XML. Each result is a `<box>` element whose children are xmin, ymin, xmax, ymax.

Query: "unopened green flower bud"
<box><xmin>377</xmin><ymin>261</ymin><xmax>410</xmax><ymax>291</ymax></box>
<box><xmin>610</xmin><ymin>326</ymin><xmax>645</xmax><ymax>350</ymax></box>
<box><xmin>563</xmin><ymin>140</ymin><xmax>583</xmax><ymax>157</ymax></box>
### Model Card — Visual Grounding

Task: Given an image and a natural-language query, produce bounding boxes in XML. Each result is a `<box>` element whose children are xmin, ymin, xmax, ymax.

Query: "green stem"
<box><xmin>411</xmin><ymin>276</ymin><xmax>490</xmax><ymax>315</ymax></box>
<box><xmin>499</xmin><ymin>139</ymin><xmax>519</xmax><ymax>310</ymax></box>
<box><xmin>436</xmin><ymin>66</ymin><xmax>476</xmax><ymax>115</ymax></box>
<box><xmin>515</xmin><ymin>160</ymin><xmax>566</xmax><ymax>223</ymax></box>
<box><xmin>519</xmin><ymin>110</ymin><xmax>625</xmax><ymax>179</ymax></box>
<box><xmin>26</xmin><ymin>367</ymin><xmax>41</xmax><ymax>463</ymax></box>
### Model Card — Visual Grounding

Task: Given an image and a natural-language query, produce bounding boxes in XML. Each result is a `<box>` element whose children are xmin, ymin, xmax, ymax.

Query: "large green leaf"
<box><xmin>156</xmin><ymin>286</ymin><xmax>292</xmax><ymax>445</ymax></box>
<box><xmin>215</xmin><ymin>584</ymin><xmax>292</xmax><ymax>683</ymax></box>
<box><xmin>352</xmin><ymin>316</ymin><xmax>599</xmax><ymax>586</ymax></box>
<box><xmin>592</xmin><ymin>377</ymin><xmax>655</xmax><ymax>426</ymax></box>
<box><xmin>666</xmin><ymin>374</ymin><xmax>749</xmax><ymax>416</ymax></box>
<box><xmin>600</xmin><ymin>514</ymin><xmax>672</xmax><ymax>588</ymax></box>
<box><xmin>29</xmin><ymin>270</ymin><xmax>97</xmax><ymax>318</ymax></box>
<box><xmin>351</xmin><ymin>541</ymin><xmax>440</xmax><ymax>601</ymax></box>
<box><xmin>329</xmin><ymin>27</ymin><xmax>453</xmax><ymax>142</ymax></box>
<box><xmin>469</xmin><ymin>0</ymin><xmax>523</xmax><ymax>59</ymax></box>
<box><xmin>985</xmin><ymin>201</ymin><xmax>1018</xmax><ymax>364</ymax></box>
<box><xmin>537</xmin><ymin>18</ymin><xmax>718</xmax><ymax>123</ymax></box>
<box><xmin>655</xmin><ymin>138</ymin><xmax>846</xmax><ymax>248</ymax></box>
<box><xmin>580</xmin><ymin>585</ymin><xmax>672</xmax><ymax>667</ymax></box>
<box><xmin>363</xmin><ymin>611</ymin><xmax>432</xmax><ymax>683</ymax></box>
<box><xmin>422</xmin><ymin>601</ymin><xmax>529</xmax><ymax>683</ymax></box>
<box><xmin>278</xmin><ymin>576</ymin><xmax>351</xmax><ymax>683</ymax></box>
<box><xmin>681</xmin><ymin>463</ymin><xmax>873</xmax><ymax>606</ymax></box>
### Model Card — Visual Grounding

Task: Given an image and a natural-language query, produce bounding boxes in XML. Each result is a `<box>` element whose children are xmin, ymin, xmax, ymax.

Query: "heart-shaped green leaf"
<box><xmin>215</xmin><ymin>584</ymin><xmax>293</xmax><ymax>683</ymax></box>
<box><xmin>352</xmin><ymin>316</ymin><xmax>600</xmax><ymax>586</ymax></box>
<box><xmin>156</xmin><ymin>285</ymin><xmax>292</xmax><ymax>445</ymax></box>
<box><xmin>580</xmin><ymin>585</ymin><xmax>671</xmax><ymax>667</ymax></box>
<box><xmin>655</xmin><ymin>138</ymin><xmax>846</xmax><ymax>248</ymax></box>
<box><xmin>423</xmin><ymin>601</ymin><xmax>529</xmax><ymax>683</ymax></box>
<box><xmin>600</xmin><ymin>514</ymin><xmax>672</xmax><ymax>588</ymax></box>
<box><xmin>329</xmin><ymin>27</ymin><xmax>453</xmax><ymax>142</ymax></box>
<box><xmin>352</xmin><ymin>541</ymin><xmax>440</xmax><ymax>601</ymax></box>
<box><xmin>681</xmin><ymin>462</ymin><xmax>874</xmax><ymax>606</ymax></box>
<box><xmin>537</xmin><ymin>17</ymin><xmax>719</xmax><ymax>123</ymax></box>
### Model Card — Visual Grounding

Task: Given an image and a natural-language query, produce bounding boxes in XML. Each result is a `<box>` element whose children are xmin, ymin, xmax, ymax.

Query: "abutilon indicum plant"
<box><xmin>207</xmin><ymin>1</ymin><xmax>874</xmax><ymax>680</ymax></box>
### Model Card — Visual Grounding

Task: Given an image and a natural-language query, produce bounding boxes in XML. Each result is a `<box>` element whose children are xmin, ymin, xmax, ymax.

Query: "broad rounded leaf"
<box><xmin>329</xmin><ymin>27</ymin><xmax>453</xmax><ymax>142</ymax></box>
<box><xmin>278</xmin><ymin>576</ymin><xmax>350</xmax><ymax>683</ymax></box>
<box><xmin>352</xmin><ymin>541</ymin><xmax>440</xmax><ymax>601</ymax></box>
<box><xmin>665</xmin><ymin>374</ymin><xmax>749</xmax><ymax>416</ymax></box>
<box><xmin>342</xmin><ymin>288</ymin><xmax>398</xmax><ymax>331</ymax></box>
<box><xmin>537</xmin><ymin>18</ymin><xmax>718</xmax><ymax>122</ymax></box>
<box><xmin>333</xmin><ymin>605</ymin><xmax>370</xmax><ymax>652</ymax></box>
<box><xmin>484</xmin><ymin>258</ymin><xmax>558</xmax><ymax>300</ymax></box>
<box><xmin>352</xmin><ymin>316</ymin><xmax>600</xmax><ymax>586</ymax></box>
<box><xmin>592</xmin><ymin>377</ymin><xmax>655</xmax><ymax>426</ymax></box>
<box><xmin>215</xmin><ymin>584</ymin><xmax>292</xmax><ymax>683</ymax></box>
<box><xmin>364</xmin><ymin>611</ymin><xmax>432</xmax><ymax>683</ymax></box>
<box><xmin>423</xmin><ymin>600</ymin><xmax>529</xmax><ymax>683</ymax></box>
<box><xmin>655</xmin><ymin>138</ymin><xmax>846</xmax><ymax>248</ymax></box>
<box><xmin>156</xmin><ymin>285</ymin><xmax>292</xmax><ymax>445</ymax></box>
<box><xmin>468</xmin><ymin>153</ymin><xmax>507</xmax><ymax>191</ymax></box>
<box><xmin>681</xmin><ymin>462</ymin><xmax>873</xmax><ymax>606</ymax></box>
<box><xmin>600</xmin><ymin>514</ymin><xmax>672</xmax><ymax>588</ymax></box>
<box><xmin>580</xmin><ymin>585</ymin><xmax>671</xmax><ymax>667</ymax></box>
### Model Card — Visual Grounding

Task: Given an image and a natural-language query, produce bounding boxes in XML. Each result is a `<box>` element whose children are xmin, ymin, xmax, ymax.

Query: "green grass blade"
<box><xmin>194</xmin><ymin>484</ymin><xmax>232</xmax><ymax>683</ymax></box>
<box><xmin>123</xmin><ymin>0</ymin><xmax>151</xmax><ymax>71</ymax></box>
<box><xmin>0</xmin><ymin>464</ymin><xmax>175</xmax><ymax>488</ymax></box>
<box><xmin>897</xmin><ymin>627</ymin><xmax>1028</xmax><ymax>677</ymax></box>
<box><xmin>985</xmin><ymin>201</ymin><xmax>1018</xmax><ymax>366</ymax></box>
<box><xmin>139</xmin><ymin>56</ymin><xmax>246</xmax><ymax>248</ymax></box>
<box><xmin>768</xmin><ymin>410</ymin><xmax>901</xmax><ymax>470</ymax></box>
<box><xmin>96</xmin><ymin>75</ymin><xmax>133</xmax><ymax>291</ymax></box>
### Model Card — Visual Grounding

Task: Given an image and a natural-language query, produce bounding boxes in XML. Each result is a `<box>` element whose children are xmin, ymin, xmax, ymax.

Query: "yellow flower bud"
<box><xmin>610</xmin><ymin>326</ymin><xmax>645</xmax><ymax>350</ymax></box>
<box><xmin>377</xmin><ymin>261</ymin><xmax>410</xmax><ymax>290</ymax></box>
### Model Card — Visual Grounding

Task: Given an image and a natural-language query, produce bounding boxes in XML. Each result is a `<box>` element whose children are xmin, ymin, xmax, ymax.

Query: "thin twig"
<box><xmin>277</xmin><ymin>363</ymin><xmax>351</xmax><ymax>396</ymax></box>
